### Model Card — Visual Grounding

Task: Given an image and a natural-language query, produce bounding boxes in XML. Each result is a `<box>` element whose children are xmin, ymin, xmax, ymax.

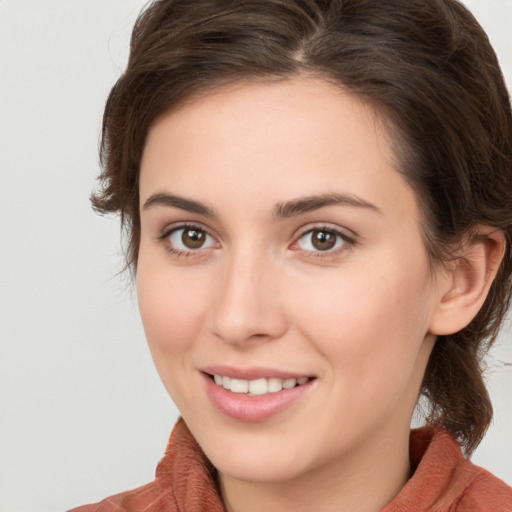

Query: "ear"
<box><xmin>428</xmin><ymin>227</ymin><xmax>506</xmax><ymax>336</ymax></box>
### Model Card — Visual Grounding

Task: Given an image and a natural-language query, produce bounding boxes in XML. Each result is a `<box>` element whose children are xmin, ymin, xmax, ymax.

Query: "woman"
<box><xmin>71</xmin><ymin>0</ymin><xmax>512</xmax><ymax>510</ymax></box>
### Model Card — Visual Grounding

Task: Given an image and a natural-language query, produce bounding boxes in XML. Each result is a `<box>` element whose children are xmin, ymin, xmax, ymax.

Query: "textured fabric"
<box><xmin>382</xmin><ymin>427</ymin><xmax>512</xmax><ymax>512</ymax></box>
<box><xmin>69</xmin><ymin>419</ymin><xmax>512</xmax><ymax>512</ymax></box>
<box><xmin>68</xmin><ymin>419</ymin><xmax>223</xmax><ymax>512</ymax></box>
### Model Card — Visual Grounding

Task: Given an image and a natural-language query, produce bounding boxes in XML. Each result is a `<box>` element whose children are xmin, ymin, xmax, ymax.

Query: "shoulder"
<box><xmin>67</xmin><ymin>418</ymin><xmax>223</xmax><ymax>512</ymax></box>
<box><xmin>384</xmin><ymin>426</ymin><xmax>512</xmax><ymax>511</ymax></box>
<box><xmin>454</xmin><ymin>465</ymin><xmax>512</xmax><ymax>512</ymax></box>
<box><xmin>67</xmin><ymin>481</ymin><xmax>175</xmax><ymax>512</ymax></box>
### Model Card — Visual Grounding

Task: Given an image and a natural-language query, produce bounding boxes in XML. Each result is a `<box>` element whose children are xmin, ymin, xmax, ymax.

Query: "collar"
<box><xmin>155</xmin><ymin>419</ymin><xmax>484</xmax><ymax>512</ymax></box>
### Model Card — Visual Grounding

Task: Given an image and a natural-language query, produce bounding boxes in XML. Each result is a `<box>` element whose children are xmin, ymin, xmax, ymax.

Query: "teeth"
<box><xmin>212</xmin><ymin>375</ymin><xmax>310</xmax><ymax>395</ymax></box>
<box><xmin>248</xmin><ymin>378</ymin><xmax>267</xmax><ymax>395</ymax></box>
<box><xmin>282</xmin><ymin>378</ymin><xmax>297</xmax><ymax>389</ymax></box>
<box><xmin>230</xmin><ymin>378</ymin><xmax>249</xmax><ymax>394</ymax></box>
<box><xmin>267</xmin><ymin>377</ymin><xmax>283</xmax><ymax>393</ymax></box>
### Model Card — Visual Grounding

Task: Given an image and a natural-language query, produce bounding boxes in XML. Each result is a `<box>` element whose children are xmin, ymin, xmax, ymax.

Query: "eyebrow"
<box><xmin>142</xmin><ymin>191</ymin><xmax>381</xmax><ymax>218</ymax></box>
<box><xmin>142</xmin><ymin>193</ymin><xmax>215</xmax><ymax>216</ymax></box>
<box><xmin>272</xmin><ymin>192</ymin><xmax>382</xmax><ymax>219</ymax></box>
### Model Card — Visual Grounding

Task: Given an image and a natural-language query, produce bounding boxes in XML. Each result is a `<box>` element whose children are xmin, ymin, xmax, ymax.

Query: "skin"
<box><xmin>136</xmin><ymin>77</ymin><xmax>492</xmax><ymax>512</ymax></box>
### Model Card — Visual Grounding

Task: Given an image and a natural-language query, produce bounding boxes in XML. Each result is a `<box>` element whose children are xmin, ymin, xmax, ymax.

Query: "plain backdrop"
<box><xmin>0</xmin><ymin>1</ymin><xmax>511</xmax><ymax>511</ymax></box>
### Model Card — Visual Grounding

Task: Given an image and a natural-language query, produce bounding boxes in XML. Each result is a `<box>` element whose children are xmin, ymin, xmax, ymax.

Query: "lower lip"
<box><xmin>202</xmin><ymin>373</ymin><xmax>315</xmax><ymax>422</ymax></box>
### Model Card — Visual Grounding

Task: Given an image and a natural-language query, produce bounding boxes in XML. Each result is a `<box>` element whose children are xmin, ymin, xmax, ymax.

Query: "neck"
<box><xmin>219</xmin><ymin>422</ymin><xmax>412</xmax><ymax>512</ymax></box>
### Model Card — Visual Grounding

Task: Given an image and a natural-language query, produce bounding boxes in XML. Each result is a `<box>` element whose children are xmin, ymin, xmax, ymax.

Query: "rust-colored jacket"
<box><xmin>69</xmin><ymin>419</ymin><xmax>512</xmax><ymax>511</ymax></box>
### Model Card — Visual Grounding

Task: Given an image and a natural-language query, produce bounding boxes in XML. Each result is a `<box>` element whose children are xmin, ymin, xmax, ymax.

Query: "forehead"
<box><xmin>139</xmin><ymin>77</ymin><xmax>417</xmax><ymax>223</ymax></box>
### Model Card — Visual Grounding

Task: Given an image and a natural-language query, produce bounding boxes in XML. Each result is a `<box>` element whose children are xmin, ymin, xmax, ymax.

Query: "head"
<box><xmin>94</xmin><ymin>0</ymin><xmax>512</xmax><ymax>457</ymax></box>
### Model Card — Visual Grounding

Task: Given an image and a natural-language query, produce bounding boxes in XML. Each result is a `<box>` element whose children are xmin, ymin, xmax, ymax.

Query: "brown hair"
<box><xmin>93</xmin><ymin>0</ymin><xmax>512</xmax><ymax>454</ymax></box>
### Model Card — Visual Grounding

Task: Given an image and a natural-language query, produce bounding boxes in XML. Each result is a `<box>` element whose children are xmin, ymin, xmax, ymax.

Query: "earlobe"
<box><xmin>428</xmin><ymin>228</ymin><xmax>505</xmax><ymax>336</ymax></box>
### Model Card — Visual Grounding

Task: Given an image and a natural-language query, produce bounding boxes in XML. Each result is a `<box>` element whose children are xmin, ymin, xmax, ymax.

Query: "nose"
<box><xmin>210</xmin><ymin>251</ymin><xmax>288</xmax><ymax>347</ymax></box>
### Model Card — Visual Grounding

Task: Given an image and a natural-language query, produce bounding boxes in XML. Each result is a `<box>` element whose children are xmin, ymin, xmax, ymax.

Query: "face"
<box><xmin>137</xmin><ymin>78</ymin><xmax>444</xmax><ymax>485</ymax></box>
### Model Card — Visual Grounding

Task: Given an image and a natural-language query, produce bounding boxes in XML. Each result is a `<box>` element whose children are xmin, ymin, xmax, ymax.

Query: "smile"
<box><xmin>212</xmin><ymin>375</ymin><xmax>311</xmax><ymax>395</ymax></box>
<box><xmin>202</xmin><ymin>370</ymin><xmax>316</xmax><ymax>422</ymax></box>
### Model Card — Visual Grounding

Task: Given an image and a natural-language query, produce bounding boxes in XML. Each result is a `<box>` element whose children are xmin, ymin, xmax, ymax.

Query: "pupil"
<box><xmin>183</xmin><ymin>229</ymin><xmax>205</xmax><ymax>249</ymax></box>
<box><xmin>312</xmin><ymin>230</ymin><xmax>336</xmax><ymax>251</ymax></box>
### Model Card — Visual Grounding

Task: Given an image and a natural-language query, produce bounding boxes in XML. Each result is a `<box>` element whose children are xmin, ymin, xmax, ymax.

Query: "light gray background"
<box><xmin>0</xmin><ymin>1</ymin><xmax>511</xmax><ymax>511</ymax></box>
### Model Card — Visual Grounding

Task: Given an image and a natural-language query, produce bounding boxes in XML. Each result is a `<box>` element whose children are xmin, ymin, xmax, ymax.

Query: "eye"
<box><xmin>165</xmin><ymin>225</ymin><xmax>217</xmax><ymax>253</ymax></box>
<box><xmin>295</xmin><ymin>227</ymin><xmax>352</xmax><ymax>253</ymax></box>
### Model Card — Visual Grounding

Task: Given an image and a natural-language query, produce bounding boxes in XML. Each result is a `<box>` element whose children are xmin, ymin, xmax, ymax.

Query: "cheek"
<box><xmin>287</xmin><ymin>259</ymin><xmax>433</xmax><ymax>380</ymax></box>
<box><xmin>136</xmin><ymin>260</ymin><xmax>217</xmax><ymax>413</ymax></box>
<box><xmin>136</xmin><ymin>258</ymin><xmax>212</xmax><ymax>357</ymax></box>
<box><xmin>289</xmin><ymin>267</ymin><xmax>434</xmax><ymax>437</ymax></box>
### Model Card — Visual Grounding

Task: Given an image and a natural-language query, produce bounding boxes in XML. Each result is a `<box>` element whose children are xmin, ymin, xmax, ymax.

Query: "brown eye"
<box><xmin>168</xmin><ymin>226</ymin><xmax>216</xmax><ymax>252</ymax></box>
<box><xmin>311</xmin><ymin>230</ymin><xmax>336</xmax><ymax>251</ymax></box>
<box><xmin>182</xmin><ymin>228</ymin><xmax>206</xmax><ymax>249</ymax></box>
<box><xmin>296</xmin><ymin>228</ymin><xmax>349</xmax><ymax>253</ymax></box>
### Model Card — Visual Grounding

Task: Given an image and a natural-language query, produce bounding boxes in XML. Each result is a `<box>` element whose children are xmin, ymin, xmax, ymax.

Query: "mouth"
<box><xmin>208</xmin><ymin>374</ymin><xmax>313</xmax><ymax>396</ymax></box>
<box><xmin>200</xmin><ymin>366</ymin><xmax>317</xmax><ymax>422</ymax></box>
<box><xmin>206</xmin><ymin>373</ymin><xmax>314</xmax><ymax>396</ymax></box>
<box><xmin>202</xmin><ymin>370</ymin><xmax>316</xmax><ymax>422</ymax></box>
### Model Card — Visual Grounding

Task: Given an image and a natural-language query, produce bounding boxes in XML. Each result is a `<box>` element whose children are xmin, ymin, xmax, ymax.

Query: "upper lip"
<box><xmin>201</xmin><ymin>365</ymin><xmax>314</xmax><ymax>380</ymax></box>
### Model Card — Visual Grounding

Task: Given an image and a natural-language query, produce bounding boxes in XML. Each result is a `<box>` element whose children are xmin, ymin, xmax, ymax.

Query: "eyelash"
<box><xmin>158</xmin><ymin>223</ymin><xmax>356</xmax><ymax>259</ymax></box>
<box><xmin>292</xmin><ymin>225</ymin><xmax>356</xmax><ymax>259</ymax></box>
<box><xmin>159</xmin><ymin>223</ymin><xmax>218</xmax><ymax>258</ymax></box>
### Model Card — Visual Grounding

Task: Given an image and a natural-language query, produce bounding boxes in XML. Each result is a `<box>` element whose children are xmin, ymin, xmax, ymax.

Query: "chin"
<box><xmin>213</xmin><ymin>452</ymin><xmax>307</xmax><ymax>485</ymax></box>
<box><xmin>194</xmin><ymin>426</ymin><xmax>314</xmax><ymax>484</ymax></box>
